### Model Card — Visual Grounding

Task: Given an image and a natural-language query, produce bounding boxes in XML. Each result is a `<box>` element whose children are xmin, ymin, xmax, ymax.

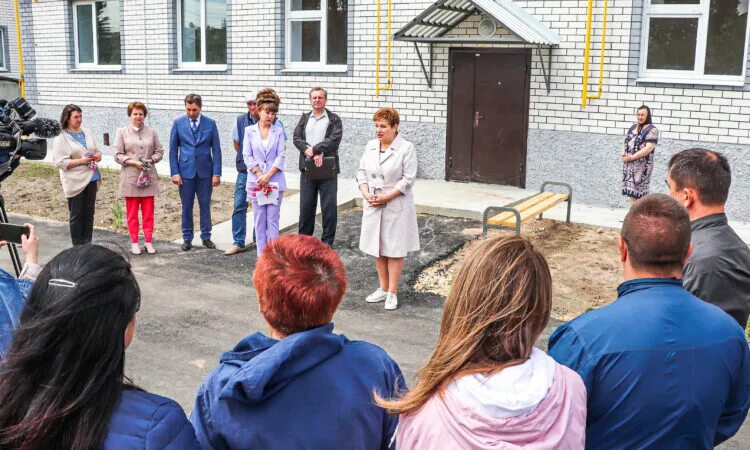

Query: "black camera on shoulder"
<box><xmin>0</xmin><ymin>97</ymin><xmax>62</xmax><ymax>182</ymax></box>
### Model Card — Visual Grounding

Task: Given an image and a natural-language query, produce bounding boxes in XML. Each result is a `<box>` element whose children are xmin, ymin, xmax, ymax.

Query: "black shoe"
<box><xmin>202</xmin><ymin>239</ymin><xmax>216</xmax><ymax>249</ymax></box>
<box><xmin>182</xmin><ymin>241</ymin><xmax>192</xmax><ymax>251</ymax></box>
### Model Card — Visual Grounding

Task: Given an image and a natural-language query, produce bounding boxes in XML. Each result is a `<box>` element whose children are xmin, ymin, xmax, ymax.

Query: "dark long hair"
<box><xmin>0</xmin><ymin>245</ymin><xmax>141</xmax><ymax>450</ymax></box>
<box><xmin>59</xmin><ymin>104</ymin><xmax>82</xmax><ymax>130</ymax></box>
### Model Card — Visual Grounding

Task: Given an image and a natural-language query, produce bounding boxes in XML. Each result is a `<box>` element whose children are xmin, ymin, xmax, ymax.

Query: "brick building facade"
<box><xmin>4</xmin><ymin>0</ymin><xmax>750</xmax><ymax>218</ymax></box>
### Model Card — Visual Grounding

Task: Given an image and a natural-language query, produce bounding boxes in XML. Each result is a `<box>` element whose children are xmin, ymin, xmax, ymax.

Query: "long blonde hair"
<box><xmin>376</xmin><ymin>235</ymin><xmax>552</xmax><ymax>415</ymax></box>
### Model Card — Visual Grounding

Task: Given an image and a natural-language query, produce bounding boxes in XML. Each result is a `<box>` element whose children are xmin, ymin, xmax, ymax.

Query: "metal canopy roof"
<box><xmin>394</xmin><ymin>0</ymin><xmax>560</xmax><ymax>46</ymax></box>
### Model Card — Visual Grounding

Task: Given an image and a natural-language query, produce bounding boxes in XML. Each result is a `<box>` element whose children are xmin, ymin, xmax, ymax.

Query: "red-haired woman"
<box><xmin>357</xmin><ymin>107</ymin><xmax>420</xmax><ymax>311</ymax></box>
<box><xmin>114</xmin><ymin>102</ymin><xmax>164</xmax><ymax>255</ymax></box>
<box><xmin>191</xmin><ymin>235</ymin><xmax>405</xmax><ymax>449</ymax></box>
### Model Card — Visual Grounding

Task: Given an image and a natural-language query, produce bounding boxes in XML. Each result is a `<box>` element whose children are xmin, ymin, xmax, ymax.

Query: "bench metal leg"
<box><xmin>482</xmin><ymin>206</ymin><xmax>522</xmax><ymax>237</ymax></box>
<box><xmin>539</xmin><ymin>181</ymin><xmax>573</xmax><ymax>223</ymax></box>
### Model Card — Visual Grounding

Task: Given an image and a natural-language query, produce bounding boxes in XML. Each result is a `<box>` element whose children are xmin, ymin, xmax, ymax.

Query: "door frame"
<box><xmin>445</xmin><ymin>47</ymin><xmax>532</xmax><ymax>188</ymax></box>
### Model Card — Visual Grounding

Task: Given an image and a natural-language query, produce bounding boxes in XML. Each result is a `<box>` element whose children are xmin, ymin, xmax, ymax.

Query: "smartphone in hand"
<box><xmin>0</xmin><ymin>223</ymin><xmax>31</xmax><ymax>245</ymax></box>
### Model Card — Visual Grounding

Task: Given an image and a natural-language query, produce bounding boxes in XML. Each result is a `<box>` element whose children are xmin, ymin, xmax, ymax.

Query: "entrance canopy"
<box><xmin>394</xmin><ymin>0</ymin><xmax>559</xmax><ymax>90</ymax></box>
<box><xmin>394</xmin><ymin>0</ymin><xmax>560</xmax><ymax>45</ymax></box>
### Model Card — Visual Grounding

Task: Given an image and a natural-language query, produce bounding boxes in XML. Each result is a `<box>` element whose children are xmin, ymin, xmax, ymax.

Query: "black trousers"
<box><xmin>298</xmin><ymin>173</ymin><xmax>337</xmax><ymax>245</ymax></box>
<box><xmin>68</xmin><ymin>181</ymin><xmax>98</xmax><ymax>246</ymax></box>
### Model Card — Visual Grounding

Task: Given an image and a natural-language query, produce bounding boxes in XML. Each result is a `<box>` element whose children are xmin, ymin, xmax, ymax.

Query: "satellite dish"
<box><xmin>478</xmin><ymin>18</ymin><xmax>497</xmax><ymax>38</ymax></box>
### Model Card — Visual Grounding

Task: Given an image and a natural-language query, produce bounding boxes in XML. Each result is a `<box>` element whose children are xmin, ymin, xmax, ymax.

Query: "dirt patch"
<box><xmin>414</xmin><ymin>219</ymin><xmax>623</xmax><ymax>321</ymax></box>
<box><xmin>0</xmin><ymin>162</ymin><xmax>295</xmax><ymax>241</ymax></box>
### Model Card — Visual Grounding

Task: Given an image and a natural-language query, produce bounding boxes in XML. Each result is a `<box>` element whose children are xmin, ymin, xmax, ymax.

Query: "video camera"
<box><xmin>0</xmin><ymin>97</ymin><xmax>61</xmax><ymax>182</ymax></box>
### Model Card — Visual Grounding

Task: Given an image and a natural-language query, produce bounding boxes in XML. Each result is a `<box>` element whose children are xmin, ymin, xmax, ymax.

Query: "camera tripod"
<box><xmin>0</xmin><ymin>193</ymin><xmax>23</xmax><ymax>277</ymax></box>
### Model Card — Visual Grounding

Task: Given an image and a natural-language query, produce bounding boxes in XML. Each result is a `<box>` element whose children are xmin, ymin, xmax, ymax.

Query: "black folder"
<box><xmin>303</xmin><ymin>156</ymin><xmax>336</xmax><ymax>180</ymax></box>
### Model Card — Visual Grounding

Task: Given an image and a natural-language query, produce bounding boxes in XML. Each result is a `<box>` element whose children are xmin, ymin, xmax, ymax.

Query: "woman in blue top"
<box><xmin>52</xmin><ymin>104</ymin><xmax>102</xmax><ymax>245</ymax></box>
<box><xmin>0</xmin><ymin>244</ymin><xmax>200</xmax><ymax>449</ymax></box>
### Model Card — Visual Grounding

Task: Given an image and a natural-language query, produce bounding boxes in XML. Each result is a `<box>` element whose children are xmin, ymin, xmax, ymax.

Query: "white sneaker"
<box><xmin>366</xmin><ymin>288</ymin><xmax>388</xmax><ymax>303</ymax></box>
<box><xmin>224</xmin><ymin>244</ymin><xmax>245</xmax><ymax>255</ymax></box>
<box><xmin>131</xmin><ymin>243</ymin><xmax>142</xmax><ymax>255</ymax></box>
<box><xmin>144</xmin><ymin>242</ymin><xmax>156</xmax><ymax>254</ymax></box>
<box><xmin>384</xmin><ymin>293</ymin><xmax>398</xmax><ymax>310</ymax></box>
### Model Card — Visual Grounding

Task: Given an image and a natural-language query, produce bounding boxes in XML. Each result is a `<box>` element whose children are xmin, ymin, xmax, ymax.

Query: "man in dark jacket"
<box><xmin>667</xmin><ymin>148</ymin><xmax>750</xmax><ymax>329</ymax></box>
<box><xmin>549</xmin><ymin>194</ymin><xmax>750</xmax><ymax>449</ymax></box>
<box><xmin>293</xmin><ymin>87</ymin><xmax>343</xmax><ymax>246</ymax></box>
<box><xmin>224</xmin><ymin>95</ymin><xmax>257</xmax><ymax>255</ymax></box>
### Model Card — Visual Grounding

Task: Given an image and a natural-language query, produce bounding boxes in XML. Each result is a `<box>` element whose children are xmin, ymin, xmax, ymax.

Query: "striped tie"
<box><xmin>190</xmin><ymin>119</ymin><xmax>198</xmax><ymax>134</ymax></box>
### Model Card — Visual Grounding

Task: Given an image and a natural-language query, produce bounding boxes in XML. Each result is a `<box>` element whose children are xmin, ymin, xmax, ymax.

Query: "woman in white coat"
<box><xmin>356</xmin><ymin>107</ymin><xmax>420</xmax><ymax>311</ymax></box>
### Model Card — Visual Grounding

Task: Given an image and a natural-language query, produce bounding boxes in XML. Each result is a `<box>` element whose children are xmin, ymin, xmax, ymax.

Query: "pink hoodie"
<box><xmin>396</xmin><ymin>349</ymin><xmax>587</xmax><ymax>449</ymax></box>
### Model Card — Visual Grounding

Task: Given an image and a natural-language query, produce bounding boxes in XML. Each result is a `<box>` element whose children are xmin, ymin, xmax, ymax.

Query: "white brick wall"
<box><xmin>16</xmin><ymin>0</ymin><xmax>750</xmax><ymax>146</ymax></box>
<box><xmin>0</xmin><ymin>0</ymin><xmax>21</xmax><ymax>79</ymax></box>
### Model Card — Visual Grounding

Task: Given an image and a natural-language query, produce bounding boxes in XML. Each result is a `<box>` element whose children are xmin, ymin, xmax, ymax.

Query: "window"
<box><xmin>285</xmin><ymin>0</ymin><xmax>348</xmax><ymax>71</ymax></box>
<box><xmin>0</xmin><ymin>28</ymin><xmax>7</xmax><ymax>72</ymax></box>
<box><xmin>178</xmin><ymin>0</ymin><xmax>227</xmax><ymax>69</ymax></box>
<box><xmin>639</xmin><ymin>0</ymin><xmax>750</xmax><ymax>85</ymax></box>
<box><xmin>73</xmin><ymin>1</ymin><xmax>121</xmax><ymax>68</ymax></box>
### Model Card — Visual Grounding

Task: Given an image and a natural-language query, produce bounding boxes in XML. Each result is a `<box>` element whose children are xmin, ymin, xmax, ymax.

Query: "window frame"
<box><xmin>0</xmin><ymin>27</ymin><xmax>7</xmax><ymax>72</ymax></box>
<box><xmin>638</xmin><ymin>0</ymin><xmax>750</xmax><ymax>86</ymax></box>
<box><xmin>284</xmin><ymin>0</ymin><xmax>347</xmax><ymax>72</ymax></box>
<box><xmin>72</xmin><ymin>0</ymin><xmax>122</xmax><ymax>70</ymax></box>
<box><xmin>176</xmin><ymin>0</ymin><xmax>228</xmax><ymax>71</ymax></box>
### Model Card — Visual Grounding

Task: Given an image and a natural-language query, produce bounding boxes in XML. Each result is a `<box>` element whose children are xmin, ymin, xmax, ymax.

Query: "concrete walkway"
<box><xmin>74</xmin><ymin>155</ymin><xmax>750</xmax><ymax>248</ymax></box>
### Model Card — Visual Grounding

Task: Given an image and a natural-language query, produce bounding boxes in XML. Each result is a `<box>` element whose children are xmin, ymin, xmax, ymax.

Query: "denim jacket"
<box><xmin>0</xmin><ymin>268</ymin><xmax>33</xmax><ymax>359</ymax></box>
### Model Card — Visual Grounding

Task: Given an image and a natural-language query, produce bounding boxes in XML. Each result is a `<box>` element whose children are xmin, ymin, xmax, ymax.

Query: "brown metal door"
<box><xmin>446</xmin><ymin>51</ymin><xmax>475</xmax><ymax>182</ymax></box>
<box><xmin>446</xmin><ymin>49</ymin><xmax>530</xmax><ymax>187</ymax></box>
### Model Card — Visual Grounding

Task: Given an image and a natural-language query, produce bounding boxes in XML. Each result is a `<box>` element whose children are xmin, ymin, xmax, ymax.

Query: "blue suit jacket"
<box><xmin>169</xmin><ymin>115</ymin><xmax>222</xmax><ymax>179</ymax></box>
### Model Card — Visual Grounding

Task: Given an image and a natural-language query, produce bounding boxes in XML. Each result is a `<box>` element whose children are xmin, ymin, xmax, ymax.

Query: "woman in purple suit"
<box><xmin>243</xmin><ymin>89</ymin><xmax>286</xmax><ymax>256</ymax></box>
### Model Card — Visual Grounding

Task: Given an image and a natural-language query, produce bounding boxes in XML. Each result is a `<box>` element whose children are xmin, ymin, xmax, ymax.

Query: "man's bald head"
<box><xmin>621</xmin><ymin>194</ymin><xmax>691</xmax><ymax>272</ymax></box>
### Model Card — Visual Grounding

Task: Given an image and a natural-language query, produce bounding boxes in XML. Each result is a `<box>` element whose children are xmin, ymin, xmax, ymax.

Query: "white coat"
<box><xmin>356</xmin><ymin>134</ymin><xmax>420</xmax><ymax>258</ymax></box>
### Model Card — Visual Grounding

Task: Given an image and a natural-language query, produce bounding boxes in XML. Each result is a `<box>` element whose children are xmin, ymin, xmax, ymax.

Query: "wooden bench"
<box><xmin>482</xmin><ymin>182</ymin><xmax>573</xmax><ymax>237</ymax></box>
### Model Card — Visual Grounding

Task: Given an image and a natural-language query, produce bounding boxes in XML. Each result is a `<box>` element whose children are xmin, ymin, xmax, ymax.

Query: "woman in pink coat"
<box><xmin>377</xmin><ymin>235</ymin><xmax>587</xmax><ymax>449</ymax></box>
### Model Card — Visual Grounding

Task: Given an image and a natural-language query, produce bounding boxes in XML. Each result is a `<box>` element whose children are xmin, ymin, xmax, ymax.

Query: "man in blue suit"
<box><xmin>170</xmin><ymin>94</ymin><xmax>222</xmax><ymax>251</ymax></box>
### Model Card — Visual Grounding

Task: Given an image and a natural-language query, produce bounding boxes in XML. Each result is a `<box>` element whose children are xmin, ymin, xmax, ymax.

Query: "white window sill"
<box><xmin>174</xmin><ymin>65</ymin><xmax>227</xmax><ymax>73</ymax></box>
<box><xmin>71</xmin><ymin>65</ymin><xmax>122</xmax><ymax>72</ymax></box>
<box><xmin>281</xmin><ymin>65</ymin><xmax>348</xmax><ymax>73</ymax></box>
<box><xmin>636</xmin><ymin>77</ymin><xmax>746</xmax><ymax>88</ymax></box>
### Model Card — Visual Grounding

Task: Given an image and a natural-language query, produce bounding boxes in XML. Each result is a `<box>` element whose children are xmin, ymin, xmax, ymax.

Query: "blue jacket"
<box><xmin>169</xmin><ymin>115</ymin><xmax>222</xmax><ymax>179</ymax></box>
<box><xmin>105</xmin><ymin>389</ymin><xmax>201</xmax><ymax>449</ymax></box>
<box><xmin>234</xmin><ymin>113</ymin><xmax>256</xmax><ymax>172</ymax></box>
<box><xmin>0</xmin><ymin>268</ymin><xmax>32</xmax><ymax>360</ymax></box>
<box><xmin>549</xmin><ymin>278</ymin><xmax>750</xmax><ymax>449</ymax></box>
<box><xmin>191</xmin><ymin>323</ymin><xmax>405</xmax><ymax>450</ymax></box>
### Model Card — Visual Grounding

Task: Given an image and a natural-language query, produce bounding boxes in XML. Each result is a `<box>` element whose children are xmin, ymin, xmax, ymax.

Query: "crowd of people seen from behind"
<box><xmin>0</xmin><ymin>96</ymin><xmax>749</xmax><ymax>448</ymax></box>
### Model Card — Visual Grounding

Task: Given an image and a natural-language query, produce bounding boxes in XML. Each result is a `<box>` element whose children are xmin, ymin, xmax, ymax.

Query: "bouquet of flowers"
<box><xmin>255</xmin><ymin>182</ymin><xmax>279</xmax><ymax>206</ymax></box>
<box><xmin>135</xmin><ymin>157</ymin><xmax>152</xmax><ymax>188</ymax></box>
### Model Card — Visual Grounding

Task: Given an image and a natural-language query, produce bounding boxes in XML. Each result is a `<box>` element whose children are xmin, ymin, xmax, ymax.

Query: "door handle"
<box><xmin>474</xmin><ymin>111</ymin><xmax>484</xmax><ymax>127</ymax></box>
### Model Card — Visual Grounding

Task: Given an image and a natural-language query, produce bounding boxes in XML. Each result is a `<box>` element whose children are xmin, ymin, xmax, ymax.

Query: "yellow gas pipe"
<box><xmin>375</xmin><ymin>0</ymin><xmax>393</xmax><ymax>96</ymax></box>
<box><xmin>13</xmin><ymin>0</ymin><xmax>26</xmax><ymax>98</ymax></box>
<box><xmin>581</xmin><ymin>0</ymin><xmax>608</xmax><ymax>109</ymax></box>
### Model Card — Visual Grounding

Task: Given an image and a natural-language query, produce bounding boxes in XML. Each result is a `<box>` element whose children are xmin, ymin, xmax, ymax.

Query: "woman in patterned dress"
<box><xmin>622</xmin><ymin>105</ymin><xmax>658</xmax><ymax>203</ymax></box>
